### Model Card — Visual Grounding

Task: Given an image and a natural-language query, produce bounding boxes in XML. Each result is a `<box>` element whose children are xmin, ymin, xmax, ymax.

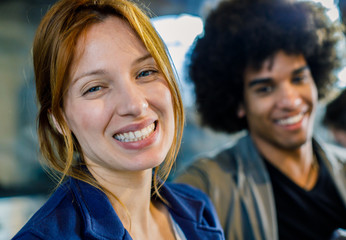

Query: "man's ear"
<box><xmin>237</xmin><ymin>103</ymin><xmax>246</xmax><ymax>118</ymax></box>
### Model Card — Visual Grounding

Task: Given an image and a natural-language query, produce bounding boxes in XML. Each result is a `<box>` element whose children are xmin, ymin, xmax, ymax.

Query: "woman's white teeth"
<box><xmin>114</xmin><ymin>123</ymin><xmax>155</xmax><ymax>142</ymax></box>
<box><xmin>277</xmin><ymin>113</ymin><xmax>304</xmax><ymax>125</ymax></box>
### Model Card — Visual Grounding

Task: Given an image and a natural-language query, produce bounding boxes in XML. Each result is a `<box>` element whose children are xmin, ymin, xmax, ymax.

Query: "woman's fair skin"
<box><xmin>63</xmin><ymin>16</ymin><xmax>176</xmax><ymax>240</ymax></box>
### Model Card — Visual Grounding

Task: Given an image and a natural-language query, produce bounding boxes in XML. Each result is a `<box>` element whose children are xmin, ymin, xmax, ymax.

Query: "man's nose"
<box><xmin>276</xmin><ymin>83</ymin><xmax>302</xmax><ymax>109</ymax></box>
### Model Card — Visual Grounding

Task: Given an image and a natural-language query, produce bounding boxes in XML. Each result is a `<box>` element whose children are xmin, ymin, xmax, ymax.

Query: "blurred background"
<box><xmin>0</xmin><ymin>0</ymin><xmax>345</xmax><ymax>239</ymax></box>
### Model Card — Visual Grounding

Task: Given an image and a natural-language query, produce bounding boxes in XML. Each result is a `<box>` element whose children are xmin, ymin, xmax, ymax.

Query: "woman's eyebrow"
<box><xmin>72</xmin><ymin>69</ymin><xmax>107</xmax><ymax>85</ymax></box>
<box><xmin>72</xmin><ymin>54</ymin><xmax>153</xmax><ymax>84</ymax></box>
<box><xmin>132</xmin><ymin>53</ymin><xmax>153</xmax><ymax>66</ymax></box>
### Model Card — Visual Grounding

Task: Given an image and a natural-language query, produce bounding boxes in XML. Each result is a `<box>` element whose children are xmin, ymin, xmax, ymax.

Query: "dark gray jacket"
<box><xmin>175</xmin><ymin>134</ymin><xmax>346</xmax><ymax>240</ymax></box>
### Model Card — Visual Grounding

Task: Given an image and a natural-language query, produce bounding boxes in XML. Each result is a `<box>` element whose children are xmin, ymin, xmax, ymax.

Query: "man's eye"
<box><xmin>256</xmin><ymin>85</ymin><xmax>273</xmax><ymax>93</ymax></box>
<box><xmin>292</xmin><ymin>76</ymin><xmax>306</xmax><ymax>84</ymax></box>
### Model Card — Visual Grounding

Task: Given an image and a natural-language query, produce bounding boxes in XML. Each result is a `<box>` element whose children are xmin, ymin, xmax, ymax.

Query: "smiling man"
<box><xmin>175</xmin><ymin>0</ymin><xmax>346</xmax><ymax>239</ymax></box>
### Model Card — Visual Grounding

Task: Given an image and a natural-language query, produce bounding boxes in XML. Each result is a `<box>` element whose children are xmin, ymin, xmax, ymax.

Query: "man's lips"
<box><xmin>275</xmin><ymin>112</ymin><xmax>305</xmax><ymax>126</ymax></box>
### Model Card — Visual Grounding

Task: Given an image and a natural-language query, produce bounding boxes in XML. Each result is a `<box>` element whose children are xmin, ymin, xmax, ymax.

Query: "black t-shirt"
<box><xmin>264</xmin><ymin>156</ymin><xmax>346</xmax><ymax>240</ymax></box>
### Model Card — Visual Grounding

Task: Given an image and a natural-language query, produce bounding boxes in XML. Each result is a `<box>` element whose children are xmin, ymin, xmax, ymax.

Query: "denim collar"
<box><xmin>69</xmin><ymin>178</ymin><xmax>222</xmax><ymax>239</ymax></box>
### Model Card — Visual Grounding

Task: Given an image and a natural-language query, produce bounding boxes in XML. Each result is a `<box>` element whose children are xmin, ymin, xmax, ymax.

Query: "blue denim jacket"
<box><xmin>13</xmin><ymin>178</ymin><xmax>224</xmax><ymax>240</ymax></box>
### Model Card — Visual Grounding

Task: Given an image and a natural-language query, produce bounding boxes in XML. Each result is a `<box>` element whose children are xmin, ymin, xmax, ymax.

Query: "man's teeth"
<box><xmin>114</xmin><ymin>123</ymin><xmax>155</xmax><ymax>142</ymax></box>
<box><xmin>277</xmin><ymin>113</ymin><xmax>304</xmax><ymax>125</ymax></box>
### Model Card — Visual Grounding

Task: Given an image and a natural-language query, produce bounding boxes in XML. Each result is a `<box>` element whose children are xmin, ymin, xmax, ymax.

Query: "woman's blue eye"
<box><xmin>137</xmin><ymin>70</ymin><xmax>156</xmax><ymax>78</ymax></box>
<box><xmin>87</xmin><ymin>86</ymin><xmax>101</xmax><ymax>93</ymax></box>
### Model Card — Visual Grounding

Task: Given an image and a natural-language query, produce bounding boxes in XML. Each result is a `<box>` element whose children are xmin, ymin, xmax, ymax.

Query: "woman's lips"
<box><xmin>113</xmin><ymin>121</ymin><xmax>159</xmax><ymax>150</ymax></box>
<box><xmin>113</xmin><ymin>122</ymin><xmax>156</xmax><ymax>142</ymax></box>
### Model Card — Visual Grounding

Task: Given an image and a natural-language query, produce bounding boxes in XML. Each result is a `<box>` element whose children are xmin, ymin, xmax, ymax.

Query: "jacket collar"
<box><xmin>233</xmin><ymin>133</ymin><xmax>271</xmax><ymax>183</ymax></box>
<box><xmin>69</xmin><ymin>178</ymin><xmax>131</xmax><ymax>239</ymax></box>
<box><xmin>312</xmin><ymin>138</ymin><xmax>346</xmax><ymax>206</ymax></box>
<box><xmin>69</xmin><ymin>178</ymin><xmax>223</xmax><ymax>239</ymax></box>
<box><xmin>161</xmin><ymin>182</ymin><xmax>224</xmax><ymax>239</ymax></box>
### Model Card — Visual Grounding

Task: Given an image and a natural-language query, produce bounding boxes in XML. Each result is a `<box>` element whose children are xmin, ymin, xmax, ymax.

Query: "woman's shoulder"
<box><xmin>12</xmin><ymin>180</ymin><xmax>82</xmax><ymax>240</ymax></box>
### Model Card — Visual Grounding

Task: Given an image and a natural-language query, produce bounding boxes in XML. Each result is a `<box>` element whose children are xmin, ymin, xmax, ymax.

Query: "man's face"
<box><xmin>239</xmin><ymin>51</ymin><xmax>318</xmax><ymax>151</ymax></box>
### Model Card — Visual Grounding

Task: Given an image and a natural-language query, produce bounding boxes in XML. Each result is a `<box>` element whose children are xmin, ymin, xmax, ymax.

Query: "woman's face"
<box><xmin>63</xmin><ymin>16</ymin><xmax>175</xmax><ymax>177</ymax></box>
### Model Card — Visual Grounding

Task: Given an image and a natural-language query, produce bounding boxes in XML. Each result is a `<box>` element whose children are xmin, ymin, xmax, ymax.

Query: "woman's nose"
<box><xmin>116</xmin><ymin>82</ymin><xmax>148</xmax><ymax>117</ymax></box>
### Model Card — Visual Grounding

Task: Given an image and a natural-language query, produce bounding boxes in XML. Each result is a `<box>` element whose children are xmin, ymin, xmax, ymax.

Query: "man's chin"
<box><xmin>276</xmin><ymin>136</ymin><xmax>310</xmax><ymax>151</ymax></box>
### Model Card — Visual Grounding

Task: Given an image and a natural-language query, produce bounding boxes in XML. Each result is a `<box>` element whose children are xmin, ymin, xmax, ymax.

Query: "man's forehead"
<box><xmin>245</xmin><ymin>52</ymin><xmax>307</xmax><ymax>77</ymax></box>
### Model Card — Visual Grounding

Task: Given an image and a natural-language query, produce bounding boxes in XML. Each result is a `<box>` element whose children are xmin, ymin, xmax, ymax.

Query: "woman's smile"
<box><xmin>114</xmin><ymin>121</ymin><xmax>156</xmax><ymax>142</ymax></box>
<box><xmin>63</xmin><ymin>16</ymin><xmax>175</xmax><ymax>172</ymax></box>
<box><xmin>113</xmin><ymin>121</ymin><xmax>160</xmax><ymax>151</ymax></box>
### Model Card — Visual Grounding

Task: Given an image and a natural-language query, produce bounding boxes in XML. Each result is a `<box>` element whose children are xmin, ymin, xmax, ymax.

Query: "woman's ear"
<box><xmin>237</xmin><ymin>103</ymin><xmax>246</xmax><ymax>118</ymax></box>
<box><xmin>50</xmin><ymin>112</ymin><xmax>64</xmax><ymax>135</ymax></box>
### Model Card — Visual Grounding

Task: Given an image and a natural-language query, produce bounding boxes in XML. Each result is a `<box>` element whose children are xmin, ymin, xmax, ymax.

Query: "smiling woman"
<box><xmin>63</xmin><ymin>17</ymin><xmax>176</xmax><ymax>176</ymax></box>
<box><xmin>12</xmin><ymin>0</ymin><xmax>224</xmax><ymax>239</ymax></box>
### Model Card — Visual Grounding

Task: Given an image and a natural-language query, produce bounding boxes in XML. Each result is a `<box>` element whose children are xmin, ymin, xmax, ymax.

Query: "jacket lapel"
<box><xmin>70</xmin><ymin>179</ymin><xmax>132</xmax><ymax>239</ymax></box>
<box><xmin>161</xmin><ymin>183</ymin><xmax>224</xmax><ymax>239</ymax></box>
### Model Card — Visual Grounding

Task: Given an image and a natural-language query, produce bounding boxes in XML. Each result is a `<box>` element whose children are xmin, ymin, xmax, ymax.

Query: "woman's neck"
<box><xmin>89</xmin><ymin>167</ymin><xmax>176</xmax><ymax>239</ymax></box>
